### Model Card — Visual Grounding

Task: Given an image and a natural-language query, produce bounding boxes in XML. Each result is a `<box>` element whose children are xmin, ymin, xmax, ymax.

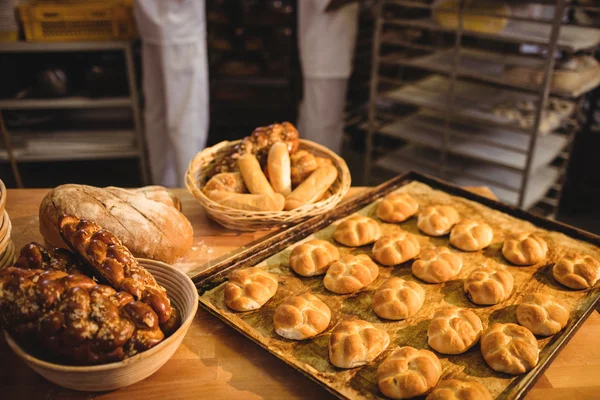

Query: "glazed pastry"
<box><xmin>14</xmin><ymin>242</ymin><xmax>84</xmax><ymax>274</ymax></box>
<box><xmin>202</xmin><ymin>172</ymin><xmax>247</xmax><ymax>194</ymax></box>
<box><xmin>328</xmin><ymin>320</ymin><xmax>390</xmax><ymax>368</ymax></box>
<box><xmin>449</xmin><ymin>219</ymin><xmax>493</xmax><ymax>251</ymax></box>
<box><xmin>372</xmin><ymin>277</ymin><xmax>425</xmax><ymax>320</ymax></box>
<box><xmin>481</xmin><ymin>323</ymin><xmax>539</xmax><ymax>375</ymax></box>
<box><xmin>418</xmin><ymin>205</ymin><xmax>460</xmax><ymax>236</ymax></box>
<box><xmin>553</xmin><ymin>253</ymin><xmax>600</xmax><ymax>289</ymax></box>
<box><xmin>464</xmin><ymin>266</ymin><xmax>514</xmax><ymax>305</ymax></box>
<box><xmin>426</xmin><ymin>379</ymin><xmax>493</xmax><ymax>400</ymax></box>
<box><xmin>376</xmin><ymin>192</ymin><xmax>419</xmax><ymax>223</ymax></box>
<box><xmin>289</xmin><ymin>239</ymin><xmax>340</xmax><ymax>277</ymax></box>
<box><xmin>324</xmin><ymin>254</ymin><xmax>379</xmax><ymax>294</ymax></box>
<box><xmin>502</xmin><ymin>232</ymin><xmax>548</xmax><ymax>266</ymax></box>
<box><xmin>273</xmin><ymin>292</ymin><xmax>331</xmax><ymax>340</ymax></box>
<box><xmin>372</xmin><ymin>232</ymin><xmax>420</xmax><ymax>266</ymax></box>
<box><xmin>224</xmin><ymin>267</ymin><xmax>278</xmax><ymax>311</ymax></box>
<box><xmin>412</xmin><ymin>247</ymin><xmax>462</xmax><ymax>283</ymax></box>
<box><xmin>516</xmin><ymin>293</ymin><xmax>569</xmax><ymax>336</ymax></box>
<box><xmin>427</xmin><ymin>307</ymin><xmax>483</xmax><ymax>354</ymax></box>
<box><xmin>333</xmin><ymin>215</ymin><xmax>382</xmax><ymax>247</ymax></box>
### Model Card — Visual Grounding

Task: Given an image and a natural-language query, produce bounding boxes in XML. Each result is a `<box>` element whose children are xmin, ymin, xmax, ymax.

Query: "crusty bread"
<box><xmin>328</xmin><ymin>320</ymin><xmax>390</xmax><ymax>368</ymax></box>
<box><xmin>372</xmin><ymin>232</ymin><xmax>420</xmax><ymax>266</ymax></box>
<box><xmin>481</xmin><ymin>323</ymin><xmax>539</xmax><ymax>375</ymax></box>
<box><xmin>372</xmin><ymin>277</ymin><xmax>425</xmax><ymax>320</ymax></box>
<box><xmin>412</xmin><ymin>247</ymin><xmax>462</xmax><ymax>283</ymax></box>
<box><xmin>324</xmin><ymin>254</ymin><xmax>379</xmax><ymax>294</ymax></box>
<box><xmin>464</xmin><ymin>266</ymin><xmax>514</xmax><ymax>305</ymax></box>
<box><xmin>516</xmin><ymin>293</ymin><xmax>569</xmax><ymax>336</ymax></box>
<box><xmin>203</xmin><ymin>172</ymin><xmax>247</xmax><ymax>194</ymax></box>
<box><xmin>205</xmin><ymin>191</ymin><xmax>285</xmax><ymax>212</ymax></box>
<box><xmin>334</xmin><ymin>215</ymin><xmax>382</xmax><ymax>247</ymax></box>
<box><xmin>502</xmin><ymin>232</ymin><xmax>548</xmax><ymax>266</ymax></box>
<box><xmin>39</xmin><ymin>184</ymin><xmax>193</xmax><ymax>264</ymax></box>
<box><xmin>426</xmin><ymin>379</ymin><xmax>493</xmax><ymax>400</ymax></box>
<box><xmin>376</xmin><ymin>192</ymin><xmax>419</xmax><ymax>223</ymax></box>
<box><xmin>273</xmin><ymin>292</ymin><xmax>331</xmax><ymax>340</ymax></box>
<box><xmin>224</xmin><ymin>267</ymin><xmax>278</xmax><ymax>312</ymax></box>
<box><xmin>284</xmin><ymin>164</ymin><xmax>338</xmax><ymax>210</ymax></box>
<box><xmin>289</xmin><ymin>239</ymin><xmax>340</xmax><ymax>277</ymax></box>
<box><xmin>427</xmin><ymin>307</ymin><xmax>482</xmax><ymax>354</ymax></box>
<box><xmin>418</xmin><ymin>205</ymin><xmax>460</xmax><ymax>236</ymax></box>
<box><xmin>553</xmin><ymin>253</ymin><xmax>600</xmax><ymax>289</ymax></box>
<box><xmin>449</xmin><ymin>219</ymin><xmax>493</xmax><ymax>251</ymax></box>
<box><xmin>267</xmin><ymin>142</ymin><xmax>292</xmax><ymax>196</ymax></box>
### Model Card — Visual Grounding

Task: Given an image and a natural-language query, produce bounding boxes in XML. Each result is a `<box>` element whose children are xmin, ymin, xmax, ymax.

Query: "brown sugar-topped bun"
<box><xmin>273</xmin><ymin>292</ymin><xmax>331</xmax><ymax>340</ymax></box>
<box><xmin>426</xmin><ymin>379</ymin><xmax>493</xmax><ymax>400</ymax></box>
<box><xmin>224</xmin><ymin>267</ymin><xmax>278</xmax><ymax>312</ymax></box>
<box><xmin>377</xmin><ymin>346</ymin><xmax>443</xmax><ymax>399</ymax></box>
<box><xmin>502</xmin><ymin>232</ymin><xmax>548</xmax><ymax>266</ymax></box>
<box><xmin>553</xmin><ymin>253</ymin><xmax>600</xmax><ymax>289</ymax></box>
<box><xmin>418</xmin><ymin>205</ymin><xmax>460</xmax><ymax>236</ymax></box>
<box><xmin>464</xmin><ymin>266</ymin><xmax>514</xmax><ymax>305</ymax></box>
<box><xmin>449</xmin><ymin>219</ymin><xmax>493</xmax><ymax>251</ymax></box>
<box><xmin>481</xmin><ymin>323</ymin><xmax>539</xmax><ymax>375</ymax></box>
<box><xmin>372</xmin><ymin>232</ymin><xmax>420</xmax><ymax>267</ymax></box>
<box><xmin>324</xmin><ymin>254</ymin><xmax>379</xmax><ymax>294</ymax></box>
<box><xmin>373</xmin><ymin>277</ymin><xmax>425</xmax><ymax>320</ymax></box>
<box><xmin>412</xmin><ymin>247</ymin><xmax>463</xmax><ymax>283</ymax></box>
<box><xmin>427</xmin><ymin>307</ymin><xmax>483</xmax><ymax>355</ymax></box>
<box><xmin>516</xmin><ymin>293</ymin><xmax>569</xmax><ymax>336</ymax></box>
<box><xmin>334</xmin><ymin>215</ymin><xmax>382</xmax><ymax>247</ymax></box>
<box><xmin>288</xmin><ymin>239</ymin><xmax>340</xmax><ymax>277</ymax></box>
<box><xmin>376</xmin><ymin>192</ymin><xmax>419</xmax><ymax>223</ymax></box>
<box><xmin>328</xmin><ymin>320</ymin><xmax>390</xmax><ymax>369</ymax></box>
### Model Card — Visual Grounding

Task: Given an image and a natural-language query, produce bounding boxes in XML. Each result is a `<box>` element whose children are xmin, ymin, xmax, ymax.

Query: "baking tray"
<box><xmin>195</xmin><ymin>172</ymin><xmax>600</xmax><ymax>399</ymax></box>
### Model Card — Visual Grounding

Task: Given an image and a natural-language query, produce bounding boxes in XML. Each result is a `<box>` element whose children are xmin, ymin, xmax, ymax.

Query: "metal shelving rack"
<box><xmin>365</xmin><ymin>0</ymin><xmax>600</xmax><ymax>216</ymax></box>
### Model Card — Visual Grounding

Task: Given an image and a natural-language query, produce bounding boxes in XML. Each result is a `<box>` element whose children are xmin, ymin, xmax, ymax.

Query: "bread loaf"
<box><xmin>237</xmin><ymin>154</ymin><xmax>275</xmax><ymax>196</ymax></box>
<box><xmin>284</xmin><ymin>164</ymin><xmax>338</xmax><ymax>210</ymax></box>
<box><xmin>267</xmin><ymin>142</ymin><xmax>292</xmax><ymax>195</ymax></box>
<box><xmin>205</xmin><ymin>191</ymin><xmax>285</xmax><ymax>212</ymax></box>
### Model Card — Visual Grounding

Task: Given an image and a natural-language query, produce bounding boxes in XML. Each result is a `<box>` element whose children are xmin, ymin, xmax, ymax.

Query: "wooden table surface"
<box><xmin>2</xmin><ymin>187</ymin><xmax>600</xmax><ymax>400</ymax></box>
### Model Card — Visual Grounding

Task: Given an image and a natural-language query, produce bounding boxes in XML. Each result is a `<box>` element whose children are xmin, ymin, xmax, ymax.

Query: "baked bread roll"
<box><xmin>418</xmin><ymin>205</ymin><xmax>460</xmax><ymax>236</ymax></box>
<box><xmin>284</xmin><ymin>164</ymin><xmax>338</xmax><ymax>210</ymax></box>
<box><xmin>333</xmin><ymin>215</ymin><xmax>382</xmax><ymax>247</ymax></box>
<box><xmin>267</xmin><ymin>142</ymin><xmax>292</xmax><ymax>195</ymax></box>
<box><xmin>237</xmin><ymin>154</ymin><xmax>275</xmax><ymax>196</ymax></box>
<box><xmin>502</xmin><ymin>232</ymin><xmax>548</xmax><ymax>266</ymax></box>
<box><xmin>373</xmin><ymin>277</ymin><xmax>425</xmax><ymax>320</ymax></box>
<box><xmin>434</xmin><ymin>0</ymin><xmax>510</xmax><ymax>34</ymax></box>
<box><xmin>290</xmin><ymin>150</ymin><xmax>318</xmax><ymax>186</ymax></box>
<box><xmin>449</xmin><ymin>219</ymin><xmax>493</xmax><ymax>251</ymax></box>
<box><xmin>14</xmin><ymin>242</ymin><xmax>84</xmax><ymax>274</ymax></box>
<box><xmin>376</xmin><ymin>192</ymin><xmax>419</xmax><ymax>223</ymax></box>
<box><xmin>427</xmin><ymin>307</ymin><xmax>483</xmax><ymax>354</ymax></box>
<box><xmin>553</xmin><ymin>253</ymin><xmax>600</xmax><ymax>289</ymax></box>
<box><xmin>516</xmin><ymin>293</ymin><xmax>569</xmax><ymax>336</ymax></box>
<box><xmin>289</xmin><ymin>239</ymin><xmax>340</xmax><ymax>277</ymax></box>
<box><xmin>481</xmin><ymin>323</ymin><xmax>539</xmax><ymax>375</ymax></box>
<box><xmin>328</xmin><ymin>320</ymin><xmax>390</xmax><ymax>368</ymax></box>
<box><xmin>273</xmin><ymin>292</ymin><xmax>331</xmax><ymax>340</ymax></box>
<box><xmin>372</xmin><ymin>232</ymin><xmax>420</xmax><ymax>266</ymax></box>
<box><xmin>203</xmin><ymin>172</ymin><xmax>247</xmax><ymax>194</ymax></box>
<box><xmin>377</xmin><ymin>346</ymin><xmax>442</xmax><ymax>399</ymax></box>
<box><xmin>412</xmin><ymin>247</ymin><xmax>462</xmax><ymax>283</ymax></box>
<box><xmin>205</xmin><ymin>190</ymin><xmax>285</xmax><ymax>212</ymax></box>
<box><xmin>426</xmin><ymin>379</ymin><xmax>493</xmax><ymax>400</ymax></box>
<box><xmin>464</xmin><ymin>266</ymin><xmax>514</xmax><ymax>305</ymax></box>
<box><xmin>224</xmin><ymin>267</ymin><xmax>278</xmax><ymax>311</ymax></box>
<box><xmin>324</xmin><ymin>254</ymin><xmax>379</xmax><ymax>294</ymax></box>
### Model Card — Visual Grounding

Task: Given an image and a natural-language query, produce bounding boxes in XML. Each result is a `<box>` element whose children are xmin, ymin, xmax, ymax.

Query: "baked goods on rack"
<box><xmin>205</xmin><ymin>191</ymin><xmax>285</xmax><ymax>212</ymax></box>
<box><xmin>516</xmin><ymin>293</ymin><xmax>569</xmax><ymax>336</ymax></box>
<box><xmin>372</xmin><ymin>277</ymin><xmax>425</xmax><ymax>320</ymax></box>
<box><xmin>267</xmin><ymin>142</ymin><xmax>292</xmax><ymax>195</ymax></box>
<box><xmin>328</xmin><ymin>320</ymin><xmax>390</xmax><ymax>369</ymax></box>
<box><xmin>334</xmin><ymin>215</ymin><xmax>382</xmax><ymax>247</ymax></box>
<box><xmin>203</xmin><ymin>172</ymin><xmax>248</xmax><ymax>194</ymax></box>
<box><xmin>289</xmin><ymin>239</ymin><xmax>340</xmax><ymax>277</ymax></box>
<box><xmin>412</xmin><ymin>247</ymin><xmax>463</xmax><ymax>283</ymax></box>
<box><xmin>552</xmin><ymin>253</ymin><xmax>600</xmax><ymax>289</ymax></box>
<box><xmin>426</xmin><ymin>379</ymin><xmax>493</xmax><ymax>400</ymax></box>
<box><xmin>449</xmin><ymin>219</ymin><xmax>493</xmax><ymax>251</ymax></box>
<box><xmin>502</xmin><ymin>232</ymin><xmax>548</xmax><ymax>266</ymax></box>
<box><xmin>464</xmin><ymin>266</ymin><xmax>514</xmax><ymax>305</ymax></box>
<box><xmin>284</xmin><ymin>164</ymin><xmax>339</xmax><ymax>210</ymax></box>
<box><xmin>433</xmin><ymin>0</ymin><xmax>510</xmax><ymax>34</ymax></box>
<box><xmin>377</xmin><ymin>346</ymin><xmax>443</xmax><ymax>399</ymax></box>
<box><xmin>418</xmin><ymin>205</ymin><xmax>460</xmax><ymax>236</ymax></box>
<box><xmin>376</xmin><ymin>192</ymin><xmax>419</xmax><ymax>223</ymax></box>
<box><xmin>493</xmin><ymin>98</ymin><xmax>574</xmax><ymax>133</ymax></box>
<box><xmin>224</xmin><ymin>267</ymin><xmax>278</xmax><ymax>311</ymax></box>
<box><xmin>427</xmin><ymin>307</ymin><xmax>483</xmax><ymax>354</ymax></box>
<box><xmin>273</xmin><ymin>292</ymin><xmax>331</xmax><ymax>340</ymax></box>
<box><xmin>324</xmin><ymin>254</ymin><xmax>379</xmax><ymax>294</ymax></box>
<box><xmin>372</xmin><ymin>232</ymin><xmax>420</xmax><ymax>266</ymax></box>
<box><xmin>481</xmin><ymin>323</ymin><xmax>539</xmax><ymax>375</ymax></box>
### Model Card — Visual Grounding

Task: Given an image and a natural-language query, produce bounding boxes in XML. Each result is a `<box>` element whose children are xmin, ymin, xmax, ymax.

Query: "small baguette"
<box><xmin>206</xmin><ymin>191</ymin><xmax>285</xmax><ymax>212</ymax></box>
<box><xmin>238</xmin><ymin>154</ymin><xmax>275</xmax><ymax>196</ymax></box>
<box><xmin>267</xmin><ymin>142</ymin><xmax>292</xmax><ymax>195</ymax></box>
<box><xmin>284</xmin><ymin>164</ymin><xmax>338</xmax><ymax>210</ymax></box>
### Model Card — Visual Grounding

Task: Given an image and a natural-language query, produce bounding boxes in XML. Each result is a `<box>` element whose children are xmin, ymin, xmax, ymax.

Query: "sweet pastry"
<box><xmin>289</xmin><ymin>239</ymin><xmax>340</xmax><ymax>277</ymax></box>
<box><xmin>481</xmin><ymin>323</ymin><xmax>539</xmax><ymax>375</ymax></box>
<box><xmin>273</xmin><ymin>292</ymin><xmax>331</xmax><ymax>340</ymax></box>
<box><xmin>372</xmin><ymin>277</ymin><xmax>425</xmax><ymax>320</ymax></box>
<box><xmin>203</xmin><ymin>172</ymin><xmax>247</xmax><ymax>194</ymax></box>
<box><xmin>224</xmin><ymin>267</ymin><xmax>278</xmax><ymax>311</ymax></box>
<box><xmin>333</xmin><ymin>215</ymin><xmax>382</xmax><ymax>247</ymax></box>
<box><xmin>284</xmin><ymin>164</ymin><xmax>338</xmax><ymax>210</ymax></box>
<box><xmin>426</xmin><ymin>379</ymin><xmax>493</xmax><ymax>400</ymax></box>
<box><xmin>502</xmin><ymin>232</ymin><xmax>548</xmax><ymax>266</ymax></box>
<box><xmin>376</xmin><ymin>192</ymin><xmax>419</xmax><ymax>223</ymax></box>
<box><xmin>328</xmin><ymin>320</ymin><xmax>390</xmax><ymax>368</ymax></box>
<box><xmin>418</xmin><ymin>205</ymin><xmax>460</xmax><ymax>236</ymax></box>
<box><xmin>449</xmin><ymin>219</ymin><xmax>493</xmax><ymax>251</ymax></box>
<box><xmin>516</xmin><ymin>293</ymin><xmax>569</xmax><ymax>336</ymax></box>
<box><xmin>377</xmin><ymin>346</ymin><xmax>443</xmax><ymax>399</ymax></box>
<box><xmin>427</xmin><ymin>307</ymin><xmax>483</xmax><ymax>354</ymax></box>
<box><xmin>412</xmin><ymin>247</ymin><xmax>462</xmax><ymax>283</ymax></box>
<box><xmin>14</xmin><ymin>242</ymin><xmax>84</xmax><ymax>274</ymax></box>
<box><xmin>464</xmin><ymin>266</ymin><xmax>514</xmax><ymax>305</ymax></box>
<box><xmin>434</xmin><ymin>0</ymin><xmax>510</xmax><ymax>34</ymax></box>
<box><xmin>553</xmin><ymin>253</ymin><xmax>600</xmax><ymax>289</ymax></box>
<box><xmin>324</xmin><ymin>254</ymin><xmax>379</xmax><ymax>294</ymax></box>
<box><xmin>372</xmin><ymin>232</ymin><xmax>420</xmax><ymax>266</ymax></box>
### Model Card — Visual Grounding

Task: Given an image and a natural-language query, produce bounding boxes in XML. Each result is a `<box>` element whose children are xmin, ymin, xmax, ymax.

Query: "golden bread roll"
<box><xmin>412</xmin><ymin>247</ymin><xmax>463</xmax><ymax>283</ymax></box>
<box><xmin>418</xmin><ymin>205</ymin><xmax>460</xmax><ymax>236</ymax></box>
<box><xmin>237</xmin><ymin>153</ymin><xmax>275</xmax><ymax>195</ymax></box>
<box><xmin>376</xmin><ymin>192</ymin><xmax>419</xmax><ymax>223</ymax></box>
<box><xmin>334</xmin><ymin>215</ymin><xmax>382</xmax><ymax>247</ymax></box>
<box><xmin>372</xmin><ymin>232</ymin><xmax>420</xmax><ymax>266</ymax></box>
<box><xmin>290</xmin><ymin>150</ymin><xmax>318</xmax><ymax>186</ymax></box>
<box><xmin>434</xmin><ymin>0</ymin><xmax>510</xmax><ymax>34</ymax></box>
<box><xmin>553</xmin><ymin>253</ymin><xmax>600</xmax><ymax>289</ymax></box>
<box><xmin>273</xmin><ymin>292</ymin><xmax>331</xmax><ymax>340</ymax></box>
<box><xmin>464</xmin><ymin>266</ymin><xmax>514</xmax><ymax>305</ymax></box>
<box><xmin>203</xmin><ymin>172</ymin><xmax>247</xmax><ymax>194</ymax></box>
<box><xmin>427</xmin><ymin>307</ymin><xmax>482</xmax><ymax>354</ymax></box>
<box><xmin>288</xmin><ymin>239</ymin><xmax>340</xmax><ymax>277</ymax></box>
<box><xmin>284</xmin><ymin>164</ymin><xmax>338</xmax><ymax>210</ymax></box>
<box><xmin>205</xmin><ymin>191</ymin><xmax>285</xmax><ymax>212</ymax></box>
<box><xmin>267</xmin><ymin>142</ymin><xmax>292</xmax><ymax>195</ymax></box>
<box><xmin>373</xmin><ymin>277</ymin><xmax>425</xmax><ymax>320</ymax></box>
<box><xmin>224</xmin><ymin>267</ymin><xmax>278</xmax><ymax>311</ymax></box>
<box><xmin>481</xmin><ymin>323</ymin><xmax>539</xmax><ymax>375</ymax></box>
<box><xmin>516</xmin><ymin>293</ymin><xmax>569</xmax><ymax>336</ymax></box>
<box><xmin>328</xmin><ymin>320</ymin><xmax>390</xmax><ymax>368</ymax></box>
<box><xmin>502</xmin><ymin>232</ymin><xmax>548</xmax><ymax>266</ymax></box>
<box><xmin>377</xmin><ymin>346</ymin><xmax>443</xmax><ymax>399</ymax></box>
<box><xmin>324</xmin><ymin>254</ymin><xmax>379</xmax><ymax>294</ymax></box>
<box><xmin>426</xmin><ymin>379</ymin><xmax>493</xmax><ymax>400</ymax></box>
<box><xmin>449</xmin><ymin>219</ymin><xmax>494</xmax><ymax>251</ymax></box>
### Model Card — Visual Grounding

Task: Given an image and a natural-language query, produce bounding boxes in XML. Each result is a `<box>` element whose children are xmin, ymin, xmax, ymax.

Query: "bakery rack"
<box><xmin>365</xmin><ymin>0</ymin><xmax>600</xmax><ymax>217</ymax></box>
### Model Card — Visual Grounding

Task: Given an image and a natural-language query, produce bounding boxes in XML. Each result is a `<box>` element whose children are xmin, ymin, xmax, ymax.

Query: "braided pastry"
<box><xmin>14</xmin><ymin>242</ymin><xmax>84</xmax><ymax>274</ymax></box>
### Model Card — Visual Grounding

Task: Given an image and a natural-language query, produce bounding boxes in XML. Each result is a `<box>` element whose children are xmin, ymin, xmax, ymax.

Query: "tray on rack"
<box><xmin>195</xmin><ymin>172</ymin><xmax>600</xmax><ymax>400</ymax></box>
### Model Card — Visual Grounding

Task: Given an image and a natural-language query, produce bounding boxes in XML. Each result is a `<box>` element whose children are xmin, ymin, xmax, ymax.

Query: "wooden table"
<box><xmin>2</xmin><ymin>188</ymin><xmax>600</xmax><ymax>400</ymax></box>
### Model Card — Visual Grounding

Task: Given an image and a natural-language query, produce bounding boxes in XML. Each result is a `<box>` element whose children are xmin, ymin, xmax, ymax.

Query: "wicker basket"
<box><xmin>186</xmin><ymin>139</ymin><xmax>351</xmax><ymax>231</ymax></box>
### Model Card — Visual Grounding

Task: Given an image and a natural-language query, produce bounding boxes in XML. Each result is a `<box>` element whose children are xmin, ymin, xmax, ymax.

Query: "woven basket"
<box><xmin>185</xmin><ymin>139</ymin><xmax>351</xmax><ymax>231</ymax></box>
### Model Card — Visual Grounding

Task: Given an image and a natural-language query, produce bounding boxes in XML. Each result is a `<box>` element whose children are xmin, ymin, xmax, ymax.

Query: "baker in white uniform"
<box><xmin>297</xmin><ymin>0</ymin><xmax>360</xmax><ymax>155</ymax></box>
<box><xmin>134</xmin><ymin>0</ymin><xmax>209</xmax><ymax>187</ymax></box>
